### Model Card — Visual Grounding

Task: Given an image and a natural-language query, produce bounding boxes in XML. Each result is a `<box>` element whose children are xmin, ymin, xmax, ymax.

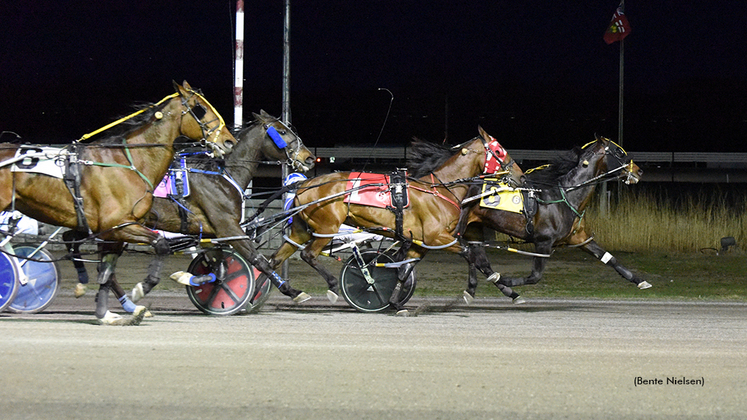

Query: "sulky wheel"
<box><xmin>0</xmin><ymin>252</ymin><xmax>20</xmax><ymax>312</ymax></box>
<box><xmin>7</xmin><ymin>246</ymin><xmax>60</xmax><ymax>314</ymax></box>
<box><xmin>185</xmin><ymin>248</ymin><xmax>255</xmax><ymax>316</ymax></box>
<box><xmin>244</xmin><ymin>270</ymin><xmax>272</xmax><ymax>314</ymax></box>
<box><xmin>339</xmin><ymin>248</ymin><xmax>416</xmax><ymax>312</ymax></box>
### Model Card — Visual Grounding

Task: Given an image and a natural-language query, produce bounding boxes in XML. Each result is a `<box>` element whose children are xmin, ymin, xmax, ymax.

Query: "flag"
<box><xmin>604</xmin><ymin>3</ymin><xmax>631</xmax><ymax>44</ymax></box>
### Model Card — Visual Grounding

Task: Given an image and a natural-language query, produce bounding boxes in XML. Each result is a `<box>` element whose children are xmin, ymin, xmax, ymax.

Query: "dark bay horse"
<box><xmin>0</xmin><ymin>81</ymin><xmax>237</xmax><ymax>324</ymax></box>
<box><xmin>128</xmin><ymin>110</ymin><xmax>316</xmax><ymax>307</ymax></box>
<box><xmin>457</xmin><ymin>136</ymin><xmax>647</xmax><ymax>303</ymax></box>
<box><xmin>269</xmin><ymin>126</ymin><xmax>525</xmax><ymax>313</ymax></box>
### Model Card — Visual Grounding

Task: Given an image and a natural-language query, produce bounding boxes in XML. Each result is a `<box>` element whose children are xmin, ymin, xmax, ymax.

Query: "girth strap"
<box><xmin>386</xmin><ymin>168</ymin><xmax>408</xmax><ymax>241</ymax></box>
<box><xmin>63</xmin><ymin>145</ymin><xmax>91</xmax><ymax>234</ymax></box>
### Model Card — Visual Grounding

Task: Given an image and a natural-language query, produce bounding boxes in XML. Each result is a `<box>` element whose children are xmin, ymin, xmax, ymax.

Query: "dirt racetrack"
<box><xmin>2</xmin><ymin>251</ymin><xmax>747</xmax><ymax>419</ymax></box>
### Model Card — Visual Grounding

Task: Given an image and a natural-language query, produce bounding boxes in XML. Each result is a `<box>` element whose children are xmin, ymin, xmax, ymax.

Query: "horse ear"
<box><xmin>252</xmin><ymin>112</ymin><xmax>263</xmax><ymax>122</ymax></box>
<box><xmin>478</xmin><ymin>125</ymin><xmax>489</xmax><ymax>140</ymax></box>
<box><xmin>260</xmin><ymin>109</ymin><xmax>272</xmax><ymax>118</ymax></box>
<box><xmin>173</xmin><ymin>80</ymin><xmax>181</xmax><ymax>93</ymax></box>
<box><xmin>182</xmin><ymin>80</ymin><xmax>193</xmax><ymax>91</ymax></box>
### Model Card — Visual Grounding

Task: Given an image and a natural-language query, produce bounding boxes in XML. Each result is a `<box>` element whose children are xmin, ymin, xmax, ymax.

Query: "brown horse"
<box><xmin>0</xmin><ymin>81</ymin><xmax>237</xmax><ymax>324</ymax></box>
<box><xmin>125</xmin><ymin>110</ymin><xmax>316</xmax><ymax>311</ymax></box>
<box><xmin>268</xmin><ymin>126</ymin><xmax>524</xmax><ymax>313</ymax></box>
<box><xmin>457</xmin><ymin>136</ymin><xmax>647</xmax><ymax>303</ymax></box>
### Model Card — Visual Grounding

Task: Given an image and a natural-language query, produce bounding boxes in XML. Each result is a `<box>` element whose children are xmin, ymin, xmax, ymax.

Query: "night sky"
<box><xmin>2</xmin><ymin>1</ymin><xmax>746</xmax><ymax>152</ymax></box>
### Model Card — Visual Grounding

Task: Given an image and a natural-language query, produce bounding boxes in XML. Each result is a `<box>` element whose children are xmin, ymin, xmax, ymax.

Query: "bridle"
<box><xmin>179</xmin><ymin>89</ymin><xmax>227</xmax><ymax>149</ymax></box>
<box><xmin>567</xmin><ymin>139</ymin><xmax>638</xmax><ymax>192</ymax></box>
<box><xmin>264</xmin><ymin>120</ymin><xmax>308</xmax><ymax>171</ymax></box>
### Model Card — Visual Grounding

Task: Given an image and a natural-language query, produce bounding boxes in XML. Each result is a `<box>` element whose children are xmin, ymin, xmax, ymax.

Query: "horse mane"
<box><xmin>234</xmin><ymin>117</ymin><xmax>265</xmax><ymax>136</ymax></box>
<box><xmin>93</xmin><ymin>101</ymin><xmax>172</xmax><ymax>144</ymax></box>
<box><xmin>407</xmin><ymin>138</ymin><xmax>456</xmax><ymax>178</ymax></box>
<box><xmin>526</xmin><ymin>146</ymin><xmax>583</xmax><ymax>186</ymax></box>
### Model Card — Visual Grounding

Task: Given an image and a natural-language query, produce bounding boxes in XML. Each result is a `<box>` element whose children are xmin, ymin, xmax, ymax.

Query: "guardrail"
<box><xmin>312</xmin><ymin>147</ymin><xmax>747</xmax><ymax>166</ymax></box>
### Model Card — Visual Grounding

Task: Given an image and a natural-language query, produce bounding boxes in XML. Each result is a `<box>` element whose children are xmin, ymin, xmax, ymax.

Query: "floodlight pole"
<box><xmin>281</xmin><ymin>0</ymin><xmax>291</xmax><ymax>280</ymax></box>
<box><xmin>233</xmin><ymin>0</ymin><xmax>244</xmax><ymax>130</ymax></box>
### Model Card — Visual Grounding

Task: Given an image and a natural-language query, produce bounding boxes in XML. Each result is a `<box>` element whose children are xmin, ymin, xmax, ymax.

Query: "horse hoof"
<box><xmin>139</xmin><ymin>306</ymin><xmax>154</xmax><ymax>318</ymax></box>
<box><xmin>462</xmin><ymin>291</ymin><xmax>474</xmax><ymax>305</ymax></box>
<box><xmin>132</xmin><ymin>306</ymin><xmax>148</xmax><ymax>324</ymax></box>
<box><xmin>637</xmin><ymin>281</ymin><xmax>652</xmax><ymax>289</ymax></box>
<box><xmin>487</xmin><ymin>272</ymin><xmax>501</xmax><ymax>283</ymax></box>
<box><xmin>132</xmin><ymin>283</ymin><xmax>145</xmax><ymax>303</ymax></box>
<box><xmin>97</xmin><ymin>310</ymin><xmax>143</xmax><ymax>326</ymax></box>
<box><xmin>513</xmin><ymin>296</ymin><xmax>527</xmax><ymax>305</ymax></box>
<box><xmin>170</xmin><ymin>271</ymin><xmax>194</xmax><ymax>285</ymax></box>
<box><xmin>326</xmin><ymin>290</ymin><xmax>339</xmax><ymax>303</ymax></box>
<box><xmin>170</xmin><ymin>271</ymin><xmax>216</xmax><ymax>286</ymax></box>
<box><xmin>293</xmin><ymin>292</ymin><xmax>311</xmax><ymax>303</ymax></box>
<box><xmin>74</xmin><ymin>283</ymin><xmax>87</xmax><ymax>298</ymax></box>
<box><xmin>395</xmin><ymin>309</ymin><xmax>409</xmax><ymax>317</ymax></box>
<box><xmin>98</xmin><ymin>311</ymin><xmax>123</xmax><ymax>325</ymax></box>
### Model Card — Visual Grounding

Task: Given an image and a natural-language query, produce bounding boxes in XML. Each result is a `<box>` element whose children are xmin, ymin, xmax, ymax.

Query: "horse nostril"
<box><xmin>225</xmin><ymin>140</ymin><xmax>235</xmax><ymax>150</ymax></box>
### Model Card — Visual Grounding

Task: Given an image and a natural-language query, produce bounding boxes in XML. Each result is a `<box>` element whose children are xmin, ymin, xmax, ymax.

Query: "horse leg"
<box><xmin>132</xmin><ymin>235</ymin><xmax>171</xmax><ymax>302</ymax></box>
<box><xmin>580</xmin><ymin>240</ymin><xmax>652</xmax><ymax>289</ymax></box>
<box><xmin>298</xmin><ymin>239</ymin><xmax>341</xmax><ymax>303</ymax></box>
<box><xmin>107</xmin><ymin>276</ymin><xmax>153</xmax><ymax>317</ymax></box>
<box><xmin>94</xmin><ymin>245</ymin><xmax>147</xmax><ymax>326</ymax></box>
<box><xmin>63</xmin><ymin>230</ymin><xmax>90</xmax><ymax>297</ymax></box>
<box><xmin>462</xmin><ymin>244</ymin><xmax>523</xmax><ymax>304</ymax></box>
<box><xmin>229</xmin><ymin>234</ymin><xmax>310</xmax><ymax>303</ymax></box>
<box><xmin>498</xmin><ymin>242</ymin><xmax>552</xmax><ymax>288</ymax></box>
<box><xmin>248</xmin><ymin>251</ymin><xmax>310</xmax><ymax>303</ymax></box>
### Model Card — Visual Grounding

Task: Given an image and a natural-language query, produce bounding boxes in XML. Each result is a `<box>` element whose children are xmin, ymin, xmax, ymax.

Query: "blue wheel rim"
<box><xmin>9</xmin><ymin>246</ymin><xmax>60</xmax><ymax>313</ymax></box>
<box><xmin>0</xmin><ymin>252</ymin><xmax>19</xmax><ymax>311</ymax></box>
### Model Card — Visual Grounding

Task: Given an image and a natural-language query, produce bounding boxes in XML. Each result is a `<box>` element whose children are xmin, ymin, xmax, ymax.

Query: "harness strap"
<box><xmin>81</xmin><ymin>139</ymin><xmax>155</xmax><ymax>190</ymax></box>
<box><xmin>408</xmin><ymin>174</ymin><xmax>461</xmax><ymax>210</ymax></box>
<box><xmin>63</xmin><ymin>144</ymin><xmax>91</xmax><ymax>234</ymax></box>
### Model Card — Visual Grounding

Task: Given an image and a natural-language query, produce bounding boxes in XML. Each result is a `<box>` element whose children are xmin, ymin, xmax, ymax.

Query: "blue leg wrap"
<box><xmin>118</xmin><ymin>295</ymin><xmax>137</xmax><ymax>313</ymax></box>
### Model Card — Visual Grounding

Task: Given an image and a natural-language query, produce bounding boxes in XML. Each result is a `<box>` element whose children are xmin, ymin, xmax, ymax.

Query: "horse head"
<box><xmin>591</xmin><ymin>134</ymin><xmax>643</xmax><ymax>185</ymax></box>
<box><xmin>477</xmin><ymin>126</ymin><xmax>525</xmax><ymax>186</ymax></box>
<box><xmin>173</xmin><ymin>80</ymin><xmax>237</xmax><ymax>158</ymax></box>
<box><xmin>253</xmin><ymin>110</ymin><xmax>316</xmax><ymax>172</ymax></box>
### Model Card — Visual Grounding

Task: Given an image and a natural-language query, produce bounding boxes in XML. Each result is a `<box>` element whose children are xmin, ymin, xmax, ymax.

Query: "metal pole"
<box><xmin>616</xmin><ymin>1</ymin><xmax>626</xmax><ymax>204</ymax></box>
<box><xmin>618</xmin><ymin>38</ymin><xmax>624</xmax><ymax>148</ymax></box>
<box><xmin>281</xmin><ymin>0</ymin><xmax>291</xmax><ymax>280</ymax></box>
<box><xmin>233</xmin><ymin>0</ymin><xmax>244</xmax><ymax>130</ymax></box>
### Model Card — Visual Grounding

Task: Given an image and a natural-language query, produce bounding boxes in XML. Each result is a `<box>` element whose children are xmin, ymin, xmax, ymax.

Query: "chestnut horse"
<box><xmin>269</xmin><ymin>127</ymin><xmax>524</xmax><ymax>313</ymax></box>
<box><xmin>457</xmin><ymin>136</ymin><xmax>648</xmax><ymax>303</ymax></box>
<box><xmin>126</xmin><ymin>110</ymin><xmax>316</xmax><ymax>308</ymax></box>
<box><xmin>0</xmin><ymin>81</ymin><xmax>237</xmax><ymax>324</ymax></box>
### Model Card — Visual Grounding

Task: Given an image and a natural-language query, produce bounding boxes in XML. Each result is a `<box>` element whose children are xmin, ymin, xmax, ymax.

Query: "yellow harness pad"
<box><xmin>479</xmin><ymin>179</ymin><xmax>523</xmax><ymax>213</ymax></box>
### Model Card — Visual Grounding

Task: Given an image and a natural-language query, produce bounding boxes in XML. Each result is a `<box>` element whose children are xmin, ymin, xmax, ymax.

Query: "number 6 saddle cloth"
<box><xmin>479</xmin><ymin>177</ymin><xmax>523</xmax><ymax>213</ymax></box>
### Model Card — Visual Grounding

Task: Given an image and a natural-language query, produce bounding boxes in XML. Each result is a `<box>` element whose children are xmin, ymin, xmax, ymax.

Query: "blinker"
<box><xmin>266</xmin><ymin>126</ymin><xmax>288</xmax><ymax>148</ymax></box>
<box><xmin>192</xmin><ymin>104</ymin><xmax>207</xmax><ymax>121</ymax></box>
